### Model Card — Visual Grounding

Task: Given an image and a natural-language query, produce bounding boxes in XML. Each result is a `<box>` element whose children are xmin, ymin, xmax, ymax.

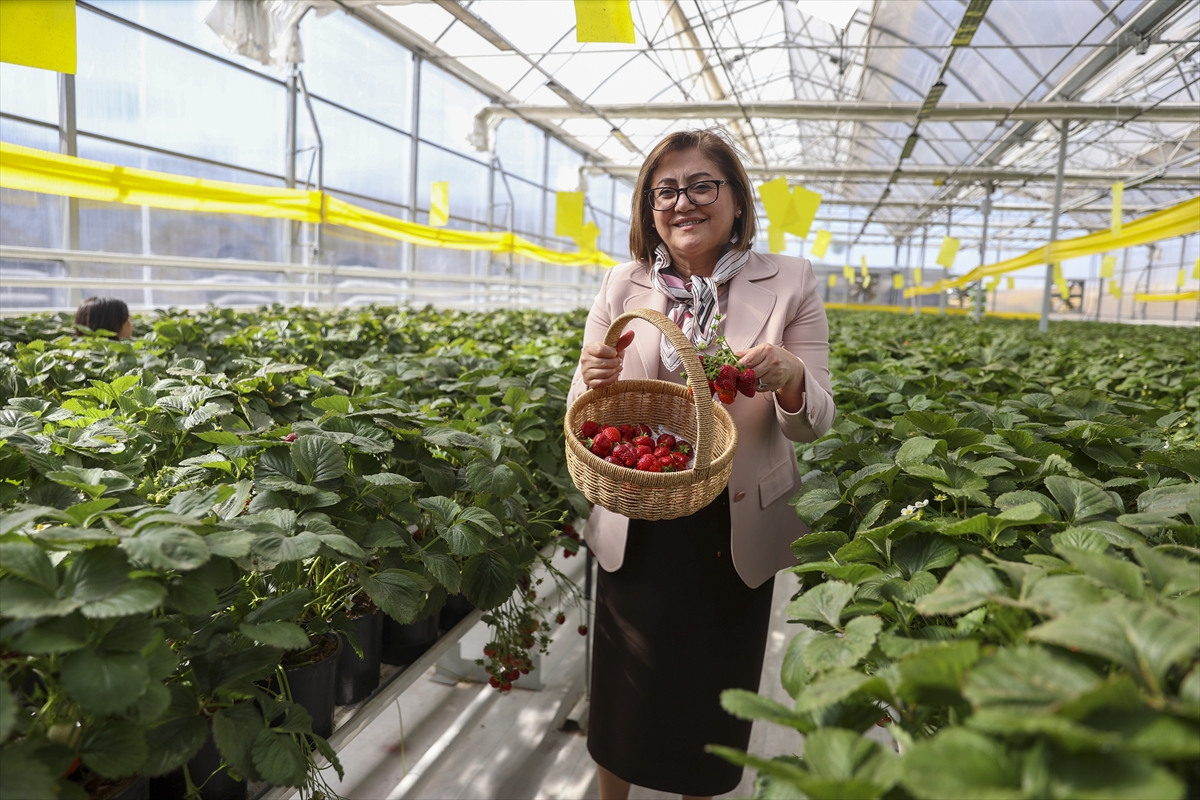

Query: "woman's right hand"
<box><xmin>580</xmin><ymin>330</ymin><xmax>635</xmax><ymax>389</ymax></box>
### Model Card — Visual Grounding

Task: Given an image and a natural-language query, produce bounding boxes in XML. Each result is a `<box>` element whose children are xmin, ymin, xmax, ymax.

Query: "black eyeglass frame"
<box><xmin>644</xmin><ymin>179</ymin><xmax>730</xmax><ymax>211</ymax></box>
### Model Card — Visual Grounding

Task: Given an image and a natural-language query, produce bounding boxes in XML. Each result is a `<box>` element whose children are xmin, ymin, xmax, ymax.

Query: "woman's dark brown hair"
<box><xmin>74</xmin><ymin>296</ymin><xmax>130</xmax><ymax>337</ymax></box>
<box><xmin>628</xmin><ymin>128</ymin><xmax>758</xmax><ymax>265</ymax></box>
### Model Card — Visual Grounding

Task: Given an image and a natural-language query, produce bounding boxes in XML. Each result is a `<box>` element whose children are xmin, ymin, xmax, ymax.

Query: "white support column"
<box><xmin>58</xmin><ymin>73</ymin><xmax>80</xmax><ymax>306</ymax></box>
<box><xmin>1039</xmin><ymin>119</ymin><xmax>1070</xmax><ymax>333</ymax></box>
<box><xmin>974</xmin><ymin>190</ymin><xmax>991</xmax><ymax>323</ymax></box>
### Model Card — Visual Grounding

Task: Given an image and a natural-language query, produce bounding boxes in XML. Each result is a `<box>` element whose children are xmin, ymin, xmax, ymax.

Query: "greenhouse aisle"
<box><xmin>317</xmin><ymin>571</ymin><xmax>806</xmax><ymax>800</ymax></box>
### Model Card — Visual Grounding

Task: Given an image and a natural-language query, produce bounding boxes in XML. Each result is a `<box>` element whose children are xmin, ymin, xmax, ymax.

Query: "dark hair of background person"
<box><xmin>628</xmin><ymin>128</ymin><xmax>758</xmax><ymax>265</ymax></box>
<box><xmin>74</xmin><ymin>296</ymin><xmax>131</xmax><ymax>337</ymax></box>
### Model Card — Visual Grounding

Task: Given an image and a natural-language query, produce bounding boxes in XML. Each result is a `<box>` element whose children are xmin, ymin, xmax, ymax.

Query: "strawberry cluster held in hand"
<box><xmin>579</xmin><ymin>420</ymin><xmax>694</xmax><ymax>472</ymax></box>
<box><xmin>682</xmin><ymin>335</ymin><xmax>756</xmax><ymax>405</ymax></box>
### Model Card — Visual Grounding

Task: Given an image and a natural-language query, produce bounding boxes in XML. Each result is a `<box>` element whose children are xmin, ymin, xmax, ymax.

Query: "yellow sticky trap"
<box><xmin>1111</xmin><ymin>181</ymin><xmax>1123</xmax><ymax>236</ymax></box>
<box><xmin>860</xmin><ymin>256</ymin><xmax>868</xmax><ymax>278</ymax></box>
<box><xmin>986</xmin><ymin>277</ymin><xmax>999</xmax><ymax>291</ymax></box>
<box><xmin>862</xmin><ymin>273</ymin><xmax>872</xmax><ymax>289</ymax></box>
<box><xmin>828</xmin><ymin>274</ymin><xmax>837</xmax><ymax>288</ymax></box>
<box><xmin>785</xmin><ymin>186</ymin><xmax>822</xmax><ymax>239</ymax></box>
<box><xmin>1052</xmin><ymin>262</ymin><xmax>1064</xmax><ymax>283</ymax></box>
<box><xmin>0</xmin><ymin>0</ymin><xmax>76</xmax><ymax>74</ymax></box>
<box><xmin>429</xmin><ymin>182</ymin><xmax>450</xmax><ymax>227</ymax></box>
<box><xmin>555</xmin><ymin>191</ymin><xmax>584</xmax><ymax>238</ymax></box>
<box><xmin>757</xmin><ymin>177</ymin><xmax>797</xmax><ymax>228</ymax></box>
<box><xmin>892</xmin><ymin>274</ymin><xmax>904</xmax><ymax>290</ymax></box>
<box><xmin>1006</xmin><ymin>276</ymin><xmax>1015</xmax><ymax>291</ymax></box>
<box><xmin>573</xmin><ymin>220</ymin><xmax>600</xmax><ymax>253</ymax></box>
<box><xmin>812</xmin><ymin>230</ymin><xmax>832</xmax><ymax>258</ymax></box>
<box><xmin>768</xmin><ymin>225</ymin><xmax>786</xmax><ymax>254</ymax></box>
<box><xmin>574</xmin><ymin>0</ymin><xmax>635</xmax><ymax>43</ymax></box>
<box><xmin>843</xmin><ymin>265</ymin><xmax>854</xmax><ymax>281</ymax></box>
<box><xmin>936</xmin><ymin>237</ymin><xmax>960</xmax><ymax>268</ymax></box>
<box><xmin>1109</xmin><ymin>282</ymin><xmax>1123</xmax><ymax>300</ymax></box>
<box><xmin>1178</xmin><ymin>268</ymin><xmax>1187</xmax><ymax>288</ymax></box>
<box><xmin>1100</xmin><ymin>255</ymin><xmax>1116</xmax><ymax>279</ymax></box>
<box><xmin>1193</xmin><ymin>257</ymin><xmax>1199</xmax><ymax>280</ymax></box>
<box><xmin>913</xmin><ymin>267</ymin><xmax>923</xmax><ymax>284</ymax></box>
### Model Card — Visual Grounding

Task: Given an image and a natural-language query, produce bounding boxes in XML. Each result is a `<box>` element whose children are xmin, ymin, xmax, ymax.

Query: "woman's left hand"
<box><xmin>735</xmin><ymin>343</ymin><xmax>806</xmax><ymax>412</ymax></box>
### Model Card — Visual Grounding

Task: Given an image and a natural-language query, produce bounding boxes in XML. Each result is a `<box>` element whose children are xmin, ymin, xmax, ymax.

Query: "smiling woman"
<box><xmin>569</xmin><ymin>128</ymin><xmax>837</xmax><ymax>800</ymax></box>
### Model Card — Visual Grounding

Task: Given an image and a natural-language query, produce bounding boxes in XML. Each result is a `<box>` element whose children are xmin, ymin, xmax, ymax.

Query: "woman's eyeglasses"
<box><xmin>645</xmin><ymin>180</ymin><xmax>728</xmax><ymax>211</ymax></box>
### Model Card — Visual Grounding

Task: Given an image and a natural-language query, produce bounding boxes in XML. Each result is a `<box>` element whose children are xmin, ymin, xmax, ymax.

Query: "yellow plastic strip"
<box><xmin>574</xmin><ymin>0</ymin><xmax>636</xmax><ymax>43</ymax></box>
<box><xmin>0</xmin><ymin>141</ymin><xmax>616</xmax><ymax>268</ymax></box>
<box><xmin>811</xmin><ymin>229</ymin><xmax>832</xmax><ymax>258</ymax></box>
<box><xmin>0</xmin><ymin>141</ymin><xmax>323</xmax><ymax>221</ymax></box>
<box><xmin>906</xmin><ymin>195</ymin><xmax>1200</xmax><ymax>297</ymax></box>
<box><xmin>1134</xmin><ymin>290</ymin><xmax>1199</xmax><ymax>303</ymax></box>
<box><xmin>825</xmin><ymin>302</ymin><xmax>1041</xmax><ymax>320</ymax></box>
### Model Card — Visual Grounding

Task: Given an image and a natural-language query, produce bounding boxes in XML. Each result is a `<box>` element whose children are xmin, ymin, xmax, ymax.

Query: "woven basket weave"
<box><xmin>564</xmin><ymin>308</ymin><xmax>738</xmax><ymax>521</ymax></box>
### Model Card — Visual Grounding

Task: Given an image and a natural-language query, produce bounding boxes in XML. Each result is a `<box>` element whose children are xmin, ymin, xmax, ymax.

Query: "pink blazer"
<box><xmin>567</xmin><ymin>251</ymin><xmax>837</xmax><ymax>588</ymax></box>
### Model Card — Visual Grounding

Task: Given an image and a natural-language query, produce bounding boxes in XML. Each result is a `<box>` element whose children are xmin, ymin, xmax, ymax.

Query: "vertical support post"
<box><xmin>539</xmin><ymin>129</ymin><xmax>550</xmax><ymax>310</ymax></box>
<box><xmin>1095</xmin><ymin>254</ymin><xmax>1105</xmax><ymax>321</ymax></box>
<box><xmin>892</xmin><ymin>237</ymin><xmax>902</xmax><ymax>307</ymax></box>
<box><xmin>917</xmin><ymin>227</ymin><xmax>927</xmax><ymax>315</ymax></box>
<box><xmin>939</xmin><ymin>210</ymin><xmax>949</xmax><ymax>315</ymax></box>
<box><xmin>485</xmin><ymin>157</ymin><xmax>496</xmax><ymax>310</ymax></box>
<box><xmin>975</xmin><ymin>188</ymin><xmax>992</xmax><ymax>323</ymax></box>
<box><xmin>284</xmin><ymin>64</ymin><xmax>298</xmax><ymax>302</ymax></box>
<box><xmin>1039</xmin><ymin>119</ymin><xmax>1069</xmax><ymax>334</ymax></box>
<box><xmin>58</xmin><ymin>73</ymin><xmax>80</xmax><ymax>307</ymax></box>
<box><xmin>1115</xmin><ymin>248</ymin><xmax>1129</xmax><ymax>321</ymax></box>
<box><xmin>406</xmin><ymin>55</ymin><xmax>422</xmax><ymax>306</ymax></box>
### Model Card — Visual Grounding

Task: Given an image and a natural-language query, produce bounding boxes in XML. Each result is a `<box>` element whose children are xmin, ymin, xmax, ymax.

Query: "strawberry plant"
<box><xmin>0</xmin><ymin>306</ymin><xmax>591</xmax><ymax>797</ymax></box>
<box><xmin>713</xmin><ymin>312</ymin><xmax>1200</xmax><ymax>800</ymax></box>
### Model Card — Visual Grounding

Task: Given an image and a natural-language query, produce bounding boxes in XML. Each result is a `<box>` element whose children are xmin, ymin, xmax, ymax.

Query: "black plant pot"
<box><xmin>336</xmin><ymin>611</ymin><xmax>383</xmax><ymax>706</ymax></box>
<box><xmin>285</xmin><ymin>635</ymin><xmax>342</xmax><ymax>740</ymax></box>
<box><xmin>148</xmin><ymin>725</ymin><xmax>245</xmax><ymax>800</ymax></box>
<box><xmin>439</xmin><ymin>593</ymin><xmax>475</xmax><ymax>632</ymax></box>
<box><xmin>380</xmin><ymin>613</ymin><xmax>439</xmax><ymax>666</ymax></box>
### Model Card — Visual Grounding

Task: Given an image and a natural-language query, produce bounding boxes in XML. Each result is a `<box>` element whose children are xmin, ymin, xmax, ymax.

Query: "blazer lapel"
<box><xmin>622</xmin><ymin>286</ymin><xmax>668</xmax><ymax>380</ymax></box>
<box><xmin>724</xmin><ymin>253</ymin><xmax>777</xmax><ymax>354</ymax></box>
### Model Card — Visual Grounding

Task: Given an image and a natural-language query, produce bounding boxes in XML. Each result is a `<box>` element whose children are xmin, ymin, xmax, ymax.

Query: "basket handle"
<box><xmin>603</xmin><ymin>308</ymin><xmax>716</xmax><ymax>472</ymax></box>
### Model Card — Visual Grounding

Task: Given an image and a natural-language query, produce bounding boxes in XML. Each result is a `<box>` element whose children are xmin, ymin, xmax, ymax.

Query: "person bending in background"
<box><xmin>74</xmin><ymin>296</ymin><xmax>133</xmax><ymax>339</ymax></box>
<box><xmin>568</xmin><ymin>128</ymin><xmax>836</xmax><ymax>800</ymax></box>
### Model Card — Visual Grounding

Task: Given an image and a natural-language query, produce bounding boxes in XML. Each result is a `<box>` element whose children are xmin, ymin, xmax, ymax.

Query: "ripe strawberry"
<box><xmin>737</xmin><ymin>367</ymin><xmax>757</xmax><ymax>397</ymax></box>
<box><xmin>672</xmin><ymin>451</ymin><xmax>689</xmax><ymax>469</ymax></box>
<box><xmin>634</xmin><ymin>423</ymin><xmax>653</xmax><ymax>438</ymax></box>
<box><xmin>578</xmin><ymin>625</ymin><xmax>588</xmax><ymax>636</ymax></box>
<box><xmin>602</xmin><ymin>426</ymin><xmax>622</xmax><ymax>444</ymax></box>
<box><xmin>556</xmin><ymin>612</ymin><xmax>566</xmax><ymax>625</ymax></box>
<box><xmin>581</xmin><ymin>420</ymin><xmax>600</xmax><ymax>438</ymax></box>
<box><xmin>484</xmin><ymin>644</ymin><xmax>497</xmax><ymax>657</ymax></box>
<box><xmin>653</xmin><ymin>446</ymin><xmax>670</xmax><ymax>459</ymax></box>
<box><xmin>604</xmin><ymin>455</ymin><xmax>621</xmax><ymax>465</ymax></box>
<box><xmin>717</xmin><ymin>388</ymin><xmax>737</xmax><ymax>404</ymax></box>
<box><xmin>612</xmin><ymin>442</ymin><xmax>633</xmax><ymax>461</ymax></box>
<box><xmin>591</xmin><ymin>436</ymin><xmax>612</xmax><ymax>457</ymax></box>
<box><xmin>284</xmin><ymin>432</ymin><xmax>298</xmax><ymax>442</ymax></box>
<box><xmin>636</xmin><ymin>454</ymin><xmax>658</xmax><ymax>471</ymax></box>
<box><xmin>489</xmin><ymin>676</ymin><xmax>500</xmax><ymax>688</ymax></box>
<box><xmin>658</xmin><ymin>455</ymin><xmax>674</xmax><ymax>467</ymax></box>
<box><xmin>635</xmin><ymin>445</ymin><xmax>653</xmax><ymax>459</ymax></box>
<box><xmin>618</xmin><ymin>424</ymin><xmax>634</xmax><ymax>440</ymax></box>
<box><xmin>633</xmin><ymin>435</ymin><xmax>654</xmax><ymax>449</ymax></box>
<box><xmin>656</xmin><ymin>433</ymin><xmax>676</xmax><ymax>450</ymax></box>
<box><xmin>716</xmin><ymin>364</ymin><xmax>738</xmax><ymax>392</ymax></box>
<box><xmin>563</xmin><ymin>524</ymin><xmax>574</xmax><ymax>536</ymax></box>
<box><xmin>674</xmin><ymin>440</ymin><xmax>692</xmax><ymax>455</ymax></box>
<box><xmin>707</xmin><ymin>379</ymin><xmax>716</xmax><ymax>395</ymax></box>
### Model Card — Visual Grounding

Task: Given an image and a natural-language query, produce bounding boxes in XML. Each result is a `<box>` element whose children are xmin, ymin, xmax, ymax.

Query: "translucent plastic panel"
<box><xmin>418</xmin><ymin>62</ymin><xmax>487</xmax><ymax>155</ymax></box>
<box><xmin>495</xmin><ymin>119</ymin><xmax>545</xmax><ymax>184</ymax></box>
<box><xmin>86</xmin><ymin>1</ymin><xmax>277</xmax><ymax>77</ymax></box>
<box><xmin>301</xmin><ymin>12</ymin><xmax>412</xmax><ymax>132</ymax></box>
<box><xmin>496</xmin><ymin>175</ymin><xmax>545</xmax><ymax>238</ymax></box>
<box><xmin>416</xmin><ymin>144</ymin><xmax>491</xmax><ymax>225</ymax></box>
<box><xmin>0</xmin><ymin>62</ymin><xmax>59</xmax><ymax>124</ymax></box>
<box><xmin>0</xmin><ymin>119</ymin><xmax>61</xmax><ymax>249</ymax></box>
<box><xmin>78</xmin><ymin>134</ymin><xmax>284</xmax><ymax>186</ymax></box>
<box><xmin>75</xmin><ymin>9</ymin><xmax>286</xmax><ymax>173</ymax></box>
<box><xmin>299</xmin><ymin>99</ymin><xmax>411</xmax><ymax>207</ymax></box>
<box><xmin>547</xmin><ymin>137</ymin><xmax>584</xmax><ymax>191</ymax></box>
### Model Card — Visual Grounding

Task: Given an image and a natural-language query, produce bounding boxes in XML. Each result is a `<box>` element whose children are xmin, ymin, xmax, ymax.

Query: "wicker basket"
<box><xmin>564</xmin><ymin>308</ymin><xmax>738</xmax><ymax>521</ymax></box>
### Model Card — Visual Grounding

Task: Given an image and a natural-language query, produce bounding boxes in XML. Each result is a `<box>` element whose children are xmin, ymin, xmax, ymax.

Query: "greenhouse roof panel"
<box><xmin>368</xmin><ymin>0</ymin><xmax>1197</xmax><ymax>242</ymax></box>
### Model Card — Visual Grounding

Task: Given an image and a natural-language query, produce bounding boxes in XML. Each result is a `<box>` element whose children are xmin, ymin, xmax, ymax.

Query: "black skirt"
<box><xmin>587</xmin><ymin>490</ymin><xmax>776</xmax><ymax>797</ymax></box>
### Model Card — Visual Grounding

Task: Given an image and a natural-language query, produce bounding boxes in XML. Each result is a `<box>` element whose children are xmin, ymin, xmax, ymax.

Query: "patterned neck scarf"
<box><xmin>649</xmin><ymin>239</ymin><xmax>750</xmax><ymax>371</ymax></box>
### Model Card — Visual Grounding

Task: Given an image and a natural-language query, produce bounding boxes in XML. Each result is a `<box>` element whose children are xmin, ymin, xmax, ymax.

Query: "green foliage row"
<box><xmin>0</xmin><ymin>306</ymin><xmax>590</xmax><ymax>798</ymax></box>
<box><xmin>718</xmin><ymin>312</ymin><xmax>1200</xmax><ymax>799</ymax></box>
